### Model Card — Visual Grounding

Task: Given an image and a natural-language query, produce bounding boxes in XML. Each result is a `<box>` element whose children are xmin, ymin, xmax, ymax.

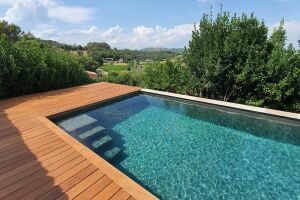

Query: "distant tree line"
<box><xmin>42</xmin><ymin>40</ymin><xmax>179</xmax><ymax>63</ymax></box>
<box><xmin>102</xmin><ymin>11</ymin><xmax>300</xmax><ymax>112</ymax></box>
<box><xmin>35</xmin><ymin>38</ymin><xmax>179</xmax><ymax>73</ymax></box>
<box><xmin>0</xmin><ymin>20</ymin><xmax>92</xmax><ymax>99</ymax></box>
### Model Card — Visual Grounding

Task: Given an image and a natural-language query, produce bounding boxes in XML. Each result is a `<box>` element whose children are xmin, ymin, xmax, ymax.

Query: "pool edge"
<box><xmin>41</xmin><ymin>86</ymin><xmax>299</xmax><ymax>200</ymax></box>
<box><xmin>39</xmin><ymin>115</ymin><xmax>159</xmax><ymax>200</ymax></box>
<box><xmin>142</xmin><ymin>88</ymin><xmax>300</xmax><ymax>121</ymax></box>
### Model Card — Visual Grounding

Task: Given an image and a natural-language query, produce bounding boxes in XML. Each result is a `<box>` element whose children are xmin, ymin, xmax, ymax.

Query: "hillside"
<box><xmin>140</xmin><ymin>47</ymin><xmax>185</xmax><ymax>54</ymax></box>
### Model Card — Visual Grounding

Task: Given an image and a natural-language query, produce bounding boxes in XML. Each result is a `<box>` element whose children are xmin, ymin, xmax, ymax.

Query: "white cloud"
<box><xmin>269</xmin><ymin>20</ymin><xmax>300</xmax><ymax>47</ymax></box>
<box><xmin>32</xmin><ymin>24</ymin><xmax>194</xmax><ymax>49</ymax></box>
<box><xmin>0</xmin><ymin>0</ymin><xmax>23</xmax><ymax>4</ymax></box>
<box><xmin>48</xmin><ymin>6</ymin><xmax>94</xmax><ymax>23</ymax></box>
<box><xmin>1</xmin><ymin>0</ymin><xmax>94</xmax><ymax>24</ymax></box>
<box><xmin>2</xmin><ymin>0</ymin><xmax>49</xmax><ymax>24</ymax></box>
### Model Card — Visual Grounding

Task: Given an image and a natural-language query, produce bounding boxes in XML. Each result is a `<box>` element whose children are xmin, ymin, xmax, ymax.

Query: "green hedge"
<box><xmin>0</xmin><ymin>36</ymin><xmax>92</xmax><ymax>99</ymax></box>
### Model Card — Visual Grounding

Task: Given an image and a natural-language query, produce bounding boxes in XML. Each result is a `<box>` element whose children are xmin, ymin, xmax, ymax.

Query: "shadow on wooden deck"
<box><xmin>0</xmin><ymin>86</ymin><xmax>82</xmax><ymax>199</ymax></box>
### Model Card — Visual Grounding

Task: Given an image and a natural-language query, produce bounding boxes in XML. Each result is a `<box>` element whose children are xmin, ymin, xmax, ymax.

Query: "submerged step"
<box><xmin>103</xmin><ymin>147</ymin><xmax>123</xmax><ymax>161</ymax></box>
<box><xmin>92</xmin><ymin>135</ymin><xmax>113</xmax><ymax>149</ymax></box>
<box><xmin>58</xmin><ymin>114</ymin><xmax>97</xmax><ymax>132</ymax></box>
<box><xmin>78</xmin><ymin>125</ymin><xmax>105</xmax><ymax>140</ymax></box>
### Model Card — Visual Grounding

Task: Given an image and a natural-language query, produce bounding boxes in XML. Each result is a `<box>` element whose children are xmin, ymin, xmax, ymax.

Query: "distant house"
<box><xmin>105</xmin><ymin>58</ymin><xmax>113</xmax><ymax>62</ymax></box>
<box><xmin>117</xmin><ymin>58</ymin><xmax>124</xmax><ymax>63</ymax></box>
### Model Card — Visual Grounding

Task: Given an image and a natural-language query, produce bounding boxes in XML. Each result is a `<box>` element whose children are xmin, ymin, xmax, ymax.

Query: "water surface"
<box><xmin>56</xmin><ymin>94</ymin><xmax>300</xmax><ymax>200</ymax></box>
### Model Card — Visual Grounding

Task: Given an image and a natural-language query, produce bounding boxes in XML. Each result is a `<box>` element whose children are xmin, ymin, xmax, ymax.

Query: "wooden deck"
<box><xmin>0</xmin><ymin>82</ymin><xmax>158</xmax><ymax>200</ymax></box>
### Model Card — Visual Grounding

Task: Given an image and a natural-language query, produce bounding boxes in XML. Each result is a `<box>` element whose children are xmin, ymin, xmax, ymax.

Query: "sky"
<box><xmin>0</xmin><ymin>0</ymin><xmax>299</xmax><ymax>49</ymax></box>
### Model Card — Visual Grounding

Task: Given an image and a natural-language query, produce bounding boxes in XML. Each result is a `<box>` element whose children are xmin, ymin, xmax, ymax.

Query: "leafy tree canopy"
<box><xmin>0</xmin><ymin>20</ymin><xmax>23</xmax><ymax>42</ymax></box>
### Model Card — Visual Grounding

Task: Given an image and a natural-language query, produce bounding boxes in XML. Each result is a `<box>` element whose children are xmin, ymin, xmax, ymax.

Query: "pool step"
<box><xmin>92</xmin><ymin>135</ymin><xmax>113</xmax><ymax>149</ymax></box>
<box><xmin>59</xmin><ymin>114</ymin><xmax>97</xmax><ymax>132</ymax></box>
<box><xmin>103</xmin><ymin>146</ymin><xmax>123</xmax><ymax>161</ymax></box>
<box><xmin>78</xmin><ymin>125</ymin><xmax>105</xmax><ymax>140</ymax></box>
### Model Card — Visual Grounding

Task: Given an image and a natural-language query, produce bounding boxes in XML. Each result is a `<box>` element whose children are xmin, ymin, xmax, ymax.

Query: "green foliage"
<box><xmin>102</xmin><ymin>64</ymin><xmax>128</xmax><ymax>73</ymax></box>
<box><xmin>0</xmin><ymin>32</ymin><xmax>92</xmax><ymax>98</ymax></box>
<box><xmin>86</xmin><ymin>42</ymin><xmax>111</xmax><ymax>64</ymax></box>
<box><xmin>86</xmin><ymin>42</ymin><xmax>111</xmax><ymax>51</ymax></box>
<box><xmin>142</xmin><ymin>58</ymin><xmax>199</xmax><ymax>94</ymax></box>
<box><xmin>90</xmin><ymin>52</ymin><xmax>104</xmax><ymax>66</ymax></box>
<box><xmin>183</xmin><ymin>12</ymin><xmax>299</xmax><ymax>112</ymax></box>
<box><xmin>102</xmin><ymin>58</ymin><xmax>199</xmax><ymax>94</ymax></box>
<box><xmin>100</xmin><ymin>70</ymin><xmax>143</xmax><ymax>86</ymax></box>
<box><xmin>185</xmin><ymin>12</ymin><xmax>269</xmax><ymax>101</ymax></box>
<box><xmin>126</xmin><ymin>61</ymin><xmax>144</xmax><ymax>71</ymax></box>
<box><xmin>83</xmin><ymin>48</ymin><xmax>178</xmax><ymax>63</ymax></box>
<box><xmin>31</xmin><ymin>39</ymin><xmax>178</xmax><ymax>63</ymax></box>
<box><xmin>0</xmin><ymin>20</ymin><xmax>23</xmax><ymax>42</ymax></box>
<box><xmin>262</xmin><ymin>21</ymin><xmax>300</xmax><ymax>111</ymax></box>
<box><xmin>102</xmin><ymin>11</ymin><xmax>300</xmax><ymax>113</ymax></box>
<box><xmin>78</xmin><ymin>55</ymin><xmax>99</xmax><ymax>72</ymax></box>
<box><xmin>116</xmin><ymin>49</ymin><xmax>178</xmax><ymax>62</ymax></box>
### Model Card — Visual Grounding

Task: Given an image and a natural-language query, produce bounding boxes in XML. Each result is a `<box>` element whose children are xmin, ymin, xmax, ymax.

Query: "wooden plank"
<box><xmin>0</xmin><ymin>133</ymin><xmax>58</xmax><ymax>154</ymax></box>
<box><xmin>0</xmin><ymin>151</ymin><xmax>80</xmax><ymax>191</ymax></box>
<box><xmin>0</xmin><ymin>145</ymin><xmax>71</xmax><ymax>176</ymax></box>
<box><xmin>0</xmin><ymin>139</ymin><xmax>63</xmax><ymax>162</ymax></box>
<box><xmin>0</xmin><ymin>143</ymin><xmax>69</xmax><ymax>171</ymax></box>
<box><xmin>0</xmin><ymin>82</ymin><xmax>157</xmax><ymax>200</ymax></box>
<box><xmin>36</xmin><ymin>164</ymin><xmax>98</xmax><ymax>200</ymax></box>
<box><xmin>55</xmin><ymin>170</ymin><xmax>104</xmax><ymax>200</ymax></box>
<box><xmin>0</xmin><ymin>140</ymin><xmax>64</xmax><ymax>163</ymax></box>
<box><xmin>110</xmin><ymin>189</ymin><xmax>131</xmax><ymax>200</ymax></box>
<box><xmin>73</xmin><ymin>176</ymin><xmax>112</xmax><ymax>200</ymax></box>
<box><xmin>0</xmin><ymin>149</ymin><xmax>77</xmax><ymax>183</ymax></box>
<box><xmin>0</xmin><ymin>158</ymin><xmax>87</xmax><ymax>199</ymax></box>
<box><xmin>92</xmin><ymin>182</ymin><xmax>121</xmax><ymax>200</ymax></box>
<box><xmin>19</xmin><ymin>162</ymin><xmax>93</xmax><ymax>200</ymax></box>
<box><xmin>0</xmin><ymin>126</ymin><xmax>53</xmax><ymax>143</ymax></box>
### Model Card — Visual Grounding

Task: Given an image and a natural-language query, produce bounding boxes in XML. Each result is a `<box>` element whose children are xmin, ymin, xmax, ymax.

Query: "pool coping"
<box><xmin>142</xmin><ymin>89</ymin><xmax>300</xmax><ymax>121</ymax></box>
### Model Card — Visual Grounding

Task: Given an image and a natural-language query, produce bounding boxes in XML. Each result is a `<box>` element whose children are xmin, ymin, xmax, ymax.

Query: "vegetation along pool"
<box><xmin>53</xmin><ymin>93</ymin><xmax>300</xmax><ymax>200</ymax></box>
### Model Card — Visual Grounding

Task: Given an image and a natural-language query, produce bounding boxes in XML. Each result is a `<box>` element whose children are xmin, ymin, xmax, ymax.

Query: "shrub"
<box><xmin>0</xmin><ymin>36</ymin><xmax>92</xmax><ymax>98</ymax></box>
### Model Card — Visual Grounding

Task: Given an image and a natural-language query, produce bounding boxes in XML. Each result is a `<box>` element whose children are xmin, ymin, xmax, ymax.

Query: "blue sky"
<box><xmin>0</xmin><ymin>0</ymin><xmax>299</xmax><ymax>49</ymax></box>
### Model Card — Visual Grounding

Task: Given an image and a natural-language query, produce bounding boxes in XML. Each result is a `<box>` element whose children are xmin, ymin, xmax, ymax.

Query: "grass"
<box><xmin>102</xmin><ymin>64</ymin><xmax>128</xmax><ymax>73</ymax></box>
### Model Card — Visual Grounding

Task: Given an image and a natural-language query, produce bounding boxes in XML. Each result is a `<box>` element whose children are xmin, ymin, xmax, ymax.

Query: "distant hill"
<box><xmin>140</xmin><ymin>47</ymin><xmax>185</xmax><ymax>54</ymax></box>
<box><xmin>36</xmin><ymin>39</ymin><xmax>180</xmax><ymax>61</ymax></box>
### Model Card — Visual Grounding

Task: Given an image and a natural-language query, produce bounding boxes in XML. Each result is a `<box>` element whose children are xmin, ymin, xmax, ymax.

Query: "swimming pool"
<box><xmin>53</xmin><ymin>93</ymin><xmax>300</xmax><ymax>200</ymax></box>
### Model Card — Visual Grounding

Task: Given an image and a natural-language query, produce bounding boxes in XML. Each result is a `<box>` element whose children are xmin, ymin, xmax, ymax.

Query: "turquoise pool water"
<box><xmin>55</xmin><ymin>94</ymin><xmax>300</xmax><ymax>200</ymax></box>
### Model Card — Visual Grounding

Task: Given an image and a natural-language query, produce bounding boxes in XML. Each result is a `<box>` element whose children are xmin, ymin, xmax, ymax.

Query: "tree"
<box><xmin>184</xmin><ymin>12</ymin><xmax>269</xmax><ymax>102</ymax></box>
<box><xmin>22</xmin><ymin>32</ymin><xmax>36</xmax><ymax>40</ymax></box>
<box><xmin>262</xmin><ymin>20</ymin><xmax>300</xmax><ymax>111</ymax></box>
<box><xmin>78</xmin><ymin>55</ymin><xmax>99</xmax><ymax>72</ymax></box>
<box><xmin>0</xmin><ymin>20</ymin><xmax>23</xmax><ymax>42</ymax></box>
<box><xmin>184</xmin><ymin>11</ymin><xmax>299</xmax><ymax>112</ymax></box>
<box><xmin>0</xmin><ymin>36</ymin><xmax>18</xmax><ymax>97</ymax></box>
<box><xmin>142</xmin><ymin>58</ymin><xmax>198</xmax><ymax>94</ymax></box>
<box><xmin>86</xmin><ymin>42</ymin><xmax>111</xmax><ymax>51</ymax></box>
<box><xmin>90</xmin><ymin>52</ymin><xmax>104</xmax><ymax>66</ymax></box>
